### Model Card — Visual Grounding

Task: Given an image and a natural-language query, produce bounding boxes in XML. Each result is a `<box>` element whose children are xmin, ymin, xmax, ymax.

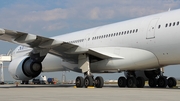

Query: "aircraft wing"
<box><xmin>0</xmin><ymin>28</ymin><xmax>122</xmax><ymax>60</ymax></box>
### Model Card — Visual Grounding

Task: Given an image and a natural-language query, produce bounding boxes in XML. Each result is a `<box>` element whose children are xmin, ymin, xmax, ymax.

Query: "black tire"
<box><xmin>127</xmin><ymin>77</ymin><xmax>136</xmax><ymax>87</ymax></box>
<box><xmin>84</xmin><ymin>76</ymin><xmax>94</xmax><ymax>88</ymax></box>
<box><xmin>21</xmin><ymin>81</ymin><xmax>24</xmax><ymax>84</ymax></box>
<box><xmin>75</xmin><ymin>76</ymin><xmax>84</xmax><ymax>88</ymax></box>
<box><xmin>118</xmin><ymin>77</ymin><xmax>126</xmax><ymax>87</ymax></box>
<box><xmin>157</xmin><ymin>76</ymin><xmax>167</xmax><ymax>88</ymax></box>
<box><xmin>25</xmin><ymin>81</ymin><xmax>29</xmax><ymax>84</ymax></box>
<box><xmin>148</xmin><ymin>78</ymin><xmax>157</xmax><ymax>88</ymax></box>
<box><xmin>136</xmin><ymin>77</ymin><xmax>145</xmax><ymax>88</ymax></box>
<box><xmin>167</xmin><ymin>77</ymin><xmax>177</xmax><ymax>88</ymax></box>
<box><xmin>95</xmin><ymin>76</ymin><xmax>104</xmax><ymax>88</ymax></box>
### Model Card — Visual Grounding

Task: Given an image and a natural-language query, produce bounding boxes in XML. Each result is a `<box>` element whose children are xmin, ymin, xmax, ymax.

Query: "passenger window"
<box><xmin>130</xmin><ymin>30</ymin><xmax>132</xmax><ymax>33</ymax></box>
<box><xmin>165</xmin><ymin>23</ymin><xmax>168</xmax><ymax>27</ymax></box>
<box><xmin>119</xmin><ymin>32</ymin><xmax>121</xmax><ymax>35</ymax></box>
<box><xmin>127</xmin><ymin>31</ymin><xmax>129</xmax><ymax>34</ymax></box>
<box><xmin>136</xmin><ymin>29</ymin><xmax>138</xmax><ymax>32</ymax></box>
<box><xmin>133</xmin><ymin>30</ymin><xmax>135</xmax><ymax>33</ymax></box>
<box><xmin>158</xmin><ymin>25</ymin><xmax>161</xmax><ymax>29</ymax></box>
<box><xmin>177</xmin><ymin>22</ymin><xmax>179</xmax><ymax>26</ymax></box>
<box><xmin>169</xmin><ymin>23</ymin><xmax>171</xmax><ymax>27</ymax></box>
<box><xmin>173</xmin><ymin>22</ymin><xmax>175</xmax><ymax>26</ymax></box>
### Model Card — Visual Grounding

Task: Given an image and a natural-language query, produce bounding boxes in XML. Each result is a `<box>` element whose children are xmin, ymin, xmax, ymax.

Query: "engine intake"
<box><xmin>8</xmin><ymin>56</ymin><xmax>42</xmax><ymax>80</ymax></box>
<box><xmin>22</xmin><ymin>57</ymin><xmax>42</xmax><ymax>77</ymax></box>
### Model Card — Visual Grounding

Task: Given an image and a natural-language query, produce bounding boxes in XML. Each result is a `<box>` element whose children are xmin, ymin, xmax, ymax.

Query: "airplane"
<box><xmin>0</xmin><ymin>8</ymin><xmax>180</xmax><ymax>88</ymax></box>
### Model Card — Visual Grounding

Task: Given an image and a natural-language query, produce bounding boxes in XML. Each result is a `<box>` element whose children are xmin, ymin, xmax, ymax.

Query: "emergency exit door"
<box><xmin>146</xmin><ymin>18</ymin><xmax>159</xmax><ymax>39</ymax></box>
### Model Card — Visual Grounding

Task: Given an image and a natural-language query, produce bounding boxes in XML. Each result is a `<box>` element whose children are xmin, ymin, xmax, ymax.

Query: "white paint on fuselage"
<box><xmin>53</xmin><ymin>9</ymin><xmax>180</xmax><ymax>65</ymax></box>
<box><xmin>12</xmin><ymin>9</ymin><xmax>180</xmax><ymax>73</ymax></box>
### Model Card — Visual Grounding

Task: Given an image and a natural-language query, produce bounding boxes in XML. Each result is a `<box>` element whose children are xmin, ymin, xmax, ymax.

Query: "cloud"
<box><xmin>42</xmin><ymin>22</ymin><xmax>68</xmax><ymax>31</ymax></box>
<box><xmin>22</xmin><ymin>8</ymin><xmax>68</xmax><ymax>22</ymax></box>
<box><xmin>1</xmin><ymin>0</ymin><xmax>180</xmax><ymax>35</ymax></box>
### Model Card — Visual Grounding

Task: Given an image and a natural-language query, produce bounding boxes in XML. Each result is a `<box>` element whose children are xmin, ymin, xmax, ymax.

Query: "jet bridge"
<box><xmin>0</xmin><ymin>50</ymin><xmax>12</xmax><ymax>83</ymax></box>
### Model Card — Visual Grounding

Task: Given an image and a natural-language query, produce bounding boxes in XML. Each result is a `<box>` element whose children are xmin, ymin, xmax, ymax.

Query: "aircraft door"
<box><xmin>146</xmin><ymin>18</ymin><xmax>159</xmax><ymax>39</ymax></box>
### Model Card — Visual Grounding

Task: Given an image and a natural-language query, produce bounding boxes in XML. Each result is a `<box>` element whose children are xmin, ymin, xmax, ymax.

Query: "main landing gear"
<box><xmin>148</xmin><ymin>68</ymin><xmax>177</xmax><ymax>88</ymax></box>
<box><xmin>118</xmin><ymin>69</ymin><xmax>177</xmax><ymax>88</ymax></box>
<box><xmin>118</xmin><ymin>71</ymin><xmax>145</xmax><ymax>88</ymax></box>
<box><xmin>75</xmin><ymin>54</ymin><xmax>104</xmax><ymax>88</ymax></box>
<box><xmin>148</xmin><ymin>76</ymin><xmax>177</xmax><ymax>88</ymax></box>
<box><xmin>118</xmin><ymin>76</ymin><xmax>145</xmax><ymax>88</ymax></box>
<box><xmin>75</xmin><ymin>75</ymin><xmax>104</xmax><ymax>88</ymax></box>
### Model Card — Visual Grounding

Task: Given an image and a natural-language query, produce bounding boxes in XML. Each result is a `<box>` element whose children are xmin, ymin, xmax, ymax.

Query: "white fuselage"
<box><xmin>12</xmin><ymin>9</ymin><xmax>180</xmax><ymax>73</ymax></box>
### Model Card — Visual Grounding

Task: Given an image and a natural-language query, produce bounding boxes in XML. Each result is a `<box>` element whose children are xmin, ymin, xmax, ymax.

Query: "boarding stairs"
<box><xmin>0</xmin><ymin>50</ymin><xmax>12</xmax><ymax>83</ymax></box>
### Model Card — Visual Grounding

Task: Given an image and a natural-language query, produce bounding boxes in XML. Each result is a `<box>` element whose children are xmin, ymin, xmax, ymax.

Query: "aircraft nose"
<box><xmin>0</xmin><ymin>28</ymin><xmax>5</xmax><ymax>35</ymax></box>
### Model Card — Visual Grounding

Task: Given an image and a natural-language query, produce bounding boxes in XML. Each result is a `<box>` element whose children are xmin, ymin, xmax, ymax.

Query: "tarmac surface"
<box><xmin>0</xmin><ymin>84</ymin><xmax>180</xmax><ymax>101</ymax></box>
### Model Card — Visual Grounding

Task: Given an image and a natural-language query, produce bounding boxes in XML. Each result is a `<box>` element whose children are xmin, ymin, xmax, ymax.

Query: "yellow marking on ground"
<box><xmin>172</xmin><ymin>86</ymin><xmax>178</xmax><ymax>88</ymax></box>
<box><xmin>87</xmin><ymin>86</ymin><xmax>95</xmax><ymax>88</ymax></box>
<box><xmin>74</xmin><ymin>86</ymin><xmax>95</xmax><ymax>88</ymax></box>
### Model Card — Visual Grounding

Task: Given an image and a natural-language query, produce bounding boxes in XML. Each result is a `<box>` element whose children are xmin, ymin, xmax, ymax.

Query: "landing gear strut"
<box><xmin>75</xmin><ymin>54</ymin><xmax>104</xmax><ymax>88</ymax></box>
<box><xmin>148</xmin><ymin>68</ymin><xmax>177</xmax><ymax>88</ymax></box>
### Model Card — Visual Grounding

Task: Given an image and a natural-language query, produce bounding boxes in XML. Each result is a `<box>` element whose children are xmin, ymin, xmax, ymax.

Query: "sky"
<box><xmin>1</xmin><ymin>0</ymin><xmax>180</xmax><ymax>81</ymax></box>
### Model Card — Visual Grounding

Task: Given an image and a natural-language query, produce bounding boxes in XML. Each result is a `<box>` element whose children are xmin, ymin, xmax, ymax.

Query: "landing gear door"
<box><xmin>146</xmin><ymin>18</ymin><xmax>159</xmax><ymax>39</ymax></box>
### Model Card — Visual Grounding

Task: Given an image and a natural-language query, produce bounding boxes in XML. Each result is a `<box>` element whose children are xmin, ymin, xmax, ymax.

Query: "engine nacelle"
<box><xmin>8</xmin><ymin>56</ymin><xmax>42</xmax><ymax>81</ymax></box>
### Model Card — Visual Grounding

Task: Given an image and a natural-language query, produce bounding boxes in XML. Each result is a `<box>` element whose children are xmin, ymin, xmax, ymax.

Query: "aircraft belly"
<box><xmin>42</xmin><ymin>54</ymin><xmax>67</xmax><ymax>72</ymax></box>
<box><xmin>90</xmin><ymin>48</ymin><xmax>160</xmax><ymax>73</ymax></box>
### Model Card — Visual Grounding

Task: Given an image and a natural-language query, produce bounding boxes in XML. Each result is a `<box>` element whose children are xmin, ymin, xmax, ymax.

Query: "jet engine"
<box><xmin>8</xmin><ymin>56</ymin><xmax>42</xmax><ymax>81</ymax></box>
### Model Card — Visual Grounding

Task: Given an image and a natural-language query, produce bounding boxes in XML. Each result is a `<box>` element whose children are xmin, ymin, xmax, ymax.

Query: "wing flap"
<box><xmin>14</xmin><ymin>34</ymin><xmax>37</xmax><ymax>43</ymax></box>
<box><xmin>88</xmin><ymin>47</ymin><xmax>124</xmax><ymax>59</ymax></box>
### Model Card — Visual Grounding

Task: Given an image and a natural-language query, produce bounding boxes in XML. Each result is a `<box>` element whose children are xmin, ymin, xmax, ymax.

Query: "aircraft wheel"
<box><xmin>148</xmin><ymin>78</ymin><xmax>157</xmax><ymax>88</ymax></box>
<box><xmin>21</xmin><ymin>81</ymin><xmax>24</xmax><ymax>84</ymax></box>
<box><xmin>136</xmin><ymin>77</ymin><xmax>145</xmax><ymax>88</ymax></box>
<box><xmin>84</xmin><ymin>76</ymin><xmax>94</xmax><ymax>88</ymax></box>
<box><xmin>95</xmin><ymin>76</ymin><xmax>104</xmax><ymax>88</ymax></box>
<box><xmin>25</xmin><ymin>81</ymin><xmax>29</xmax><ymax>84</ymax></box>
<box><xmin>158</xmin><ymin>76</ymin><xmax>167</xmax><ymax>88</ymax></box>
<box><xmin>75</xmin><ymin>76</ymin><xmax>84</xmax><ymax>88</ymax></box>
<box><xmin>167</xmin><ymin>77</ymin><xmax>177</xmax><ymax>88</ymax></box>
<box><xmin>127</xmin><ymin>77</ymin><xmax>136</xmax><ymax>87</ymax></box>
<box><xmin>118</xmin><ymin>77</ymin><xmax>126</xmax><ymax>87</ymax></box>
